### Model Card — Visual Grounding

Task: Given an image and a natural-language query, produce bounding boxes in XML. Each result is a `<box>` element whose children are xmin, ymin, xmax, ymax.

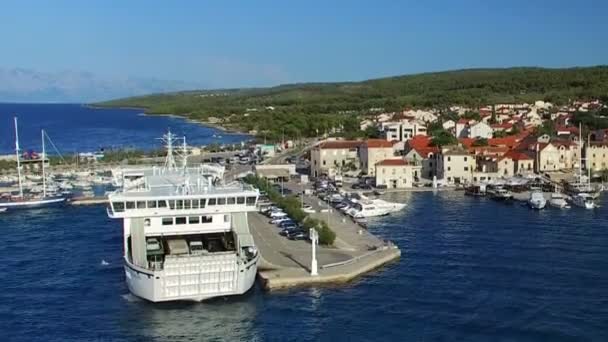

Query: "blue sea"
<box><xmin>0</xmin><ymin>103</ymin><xmax>251</xmax><ymax>154</ymax></box>
<box><xmin>2</xmin><ymin>191</ymin><xmax>607</xmax><ymax>341</ymax></box>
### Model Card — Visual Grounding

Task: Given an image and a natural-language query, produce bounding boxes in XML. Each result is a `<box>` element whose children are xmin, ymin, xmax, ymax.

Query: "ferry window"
<box><xmin>208</xmin><ymin>198</ymin><xmax>216</xmax><ymax>206</ymax></box>
<box><xmin>218</xmin><ymin>198</ymin><xmax>226</xmax><ymax>205</ymax></box>
<box><xmin>126</xmin><ymin>201</ymin><xmax>135</xmax><ymax>210</ymax></box>
<box><xmin>237</xmin><ymin>197</ymin><xmax>245</xmax><ymax>204</ymax></box>
<box><xmin>144</xmin><ymin>218</ymin><xmax>151</xmax><ymax>227</ymax></box>
<box><xmin>224</xmin><ymin>215</ymin><xmax>230</xmax><ymax>223</ymax></box>
<box><xmin>168</xmin><ymin>200</ymin><xmax>175</xmax><ymax>209</ymax></box>
<box><xmin>192</xmin><ymin>199</ymin><xmax>199</xmax><ymax>209</ymax></box>
<box><xmin>162</xmin><ymin>217</ymin><xmax>173</xmax><ymax>225</ymax></box>
<box><xmin>200</xmin><ymin>199</ymin><xmax>206</xmax><ymax>208</ymax></box>
<box><xmin>175</xmin><ymin>217</ymin><xmax>187</xmax><ymax>225</ymax></box>
<box><xmin>158</xmin><ymin>200</ymin><xmax>167</xmax><ymax>208</ymax></box>
<box><xmin>113</xmin><ymin>202</ymin><xmax>125</xmax><ymax>212</ymax></box>
<box><xmin>188</xmin><ymin>216</ymin><xmax>200</xmax><ymax>224</ymax></box>
<box><xmin>147</xmin><ymin>201</ymin><xmax>157</xmax><ymax>208</ymax></box>
<box><xmin>176</xmin><ymin>200</ymin><xmax>183</xmax><ymax>210</ymax></box>
<box><xmin>227</xmin><ymin>197</ymin><xmax>236</xmax><ymax>205</ymax></box>
<box><xmin>137</xmin><ymin>201</ymin><xmax>146</xmax><ymax>209</ymax></box>
<box><xmin>246</xmin><ymin>197</ymin><xmax>256</xmax><ymax>206</ymax></box>
<box><xmin>201</xmin><ymin>216</ymin><xmax>212</xmax><ymax>223</ymax></box>
<box><xmin>184</xmin><ymin>200</ymin><xmax>191</xmax><ymax>209</ymax></box>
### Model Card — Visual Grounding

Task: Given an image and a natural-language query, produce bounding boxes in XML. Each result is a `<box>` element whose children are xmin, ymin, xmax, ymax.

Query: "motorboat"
<box><xmin>465</xmin><ymin>184</ymin><xmax>486</xmax><ymax>197</ymax></box>
<box><xmin>489</xmin><ymin>187</ymin><xmax>513</xmax><ymax>201</ymax></box>
<box><xmin>549</xmin><ymin>192</ymin><xmax>570</xmax><ymax>209</ymax></box>
<box><xmin>571</xmin><ymin>193</ymin><xmax>596</xmax><ymax>209</ymax></box>
<box><xmin>528</xmin><ymin>190</ymin><xmax>546</xmax><ymax>210</ymax></box>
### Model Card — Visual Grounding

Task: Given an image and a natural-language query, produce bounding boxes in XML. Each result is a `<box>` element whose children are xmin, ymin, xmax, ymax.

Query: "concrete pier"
<box><xmin>248</xmin><ymin>181</ymin><xmax>402</xmax><ymax>290</ymax></box>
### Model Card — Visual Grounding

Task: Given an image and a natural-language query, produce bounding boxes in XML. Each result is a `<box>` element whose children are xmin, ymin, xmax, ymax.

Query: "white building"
<box><xmin>469</xmin><ymin>122</ymin><xmax>494</xmax><ymax>139</ymax></box>
<box><xmin>310</xmin><ymin>140</ymin><xmax>361</xmax><ymax>178</ymax></box>
<box><xmin>382</xmin><ymin>120</ymin><xmax>427</xmax><ymax>142</ymax></box>
<box><xmin>375</xmin><ymin>159</ymin><xmax>421</xmax><ymax>189</ymax></box>
<box><xmin>586</xmin><ymin>142</ymin><xmax>608</xmax><ymax>172</ymax></box>
<box><xmin>435</xmin><ymin>146</ymin><xmax>475</xmax><ymax>184</ymax></box>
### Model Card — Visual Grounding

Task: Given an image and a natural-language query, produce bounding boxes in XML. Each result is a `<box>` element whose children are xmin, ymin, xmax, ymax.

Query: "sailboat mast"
<box><xmin>14</xmin><ymin>117</ymin><xmax>24</xmax><ymax>198</ymax></box>
<box><xmin>42</xmin><ymin>129</ymin><xmax>46</xmax><ymax>198</ymax></box>
<box><xmin>579</xmin><ymin>123</ymin><xmax>583</xmax><ymax>181</ymax></box>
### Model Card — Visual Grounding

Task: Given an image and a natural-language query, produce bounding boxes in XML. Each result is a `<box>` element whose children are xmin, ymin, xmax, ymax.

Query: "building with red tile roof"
<box><xmin>375</xmin><ymin>158</ymin><xmax>421</xmax><ymax>188</ymax></box>
<box><xmin>317</xmin><ymin>140</ymin><xmax>361</xmax><ymax>149</ymax></box>
<box><xmin>363</xmin><ymin>139</ymin><xmax>394</xmax><ymax>148</ymax></box>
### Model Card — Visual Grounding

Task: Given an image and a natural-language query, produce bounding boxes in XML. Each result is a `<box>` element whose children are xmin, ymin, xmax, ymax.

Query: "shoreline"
<box><xmin>88</xmin><ymin>103</ymin><xmax>253</xmax><ymax>137</ymax></box>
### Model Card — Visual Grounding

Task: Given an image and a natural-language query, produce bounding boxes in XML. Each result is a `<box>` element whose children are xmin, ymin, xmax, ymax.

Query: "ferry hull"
<box><xmin>0</xmin><ymin>197</ymin><xmax>66</xmax><ymax>209</ymax></box>
<box><xmin>123</xmin><ymin>255</ymin><xmax>258</xmax><ymax>302</ymax></box>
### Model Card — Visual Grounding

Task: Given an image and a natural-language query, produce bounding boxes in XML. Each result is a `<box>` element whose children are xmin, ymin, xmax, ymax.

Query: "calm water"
<box><xmin>2</xmin><ymin>192</ymin><xmax>607</xmax><ymax>341</ymax></box>
<box><xmin>0</xmin><ymin>103</ymin><xmax>251</xmax><ymax>154</ymax></box>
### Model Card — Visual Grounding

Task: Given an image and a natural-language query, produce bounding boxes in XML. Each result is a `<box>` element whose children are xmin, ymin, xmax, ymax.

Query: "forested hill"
<box><xmin>97</xmin><ymin>66</ymin><xmax>608</xmax><ymax>140</ymax></box>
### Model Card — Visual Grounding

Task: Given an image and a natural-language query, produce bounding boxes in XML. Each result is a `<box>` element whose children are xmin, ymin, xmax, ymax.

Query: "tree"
<box><xmin>535</xmin><ymin>120</ymin><xmax>556</xmax><ymax>137</ymax></box>
<box><xmin>463</xmin><ymin>111</ymin><xmax>481</xmax><ymax>121</ymax></box>
<box><xmin>430</xmin><ymin>130</ymin><xmax>458</xmax><ymax>147</ymax></box>
<box><xmin>472</xmin><ymin>138</ymin><xmax>488</xmax><ymax>147</ymax></box>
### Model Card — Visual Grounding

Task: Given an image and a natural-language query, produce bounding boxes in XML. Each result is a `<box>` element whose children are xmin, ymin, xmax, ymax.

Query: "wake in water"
<box><xmin>100</xmin><ymin>259</ymin><xmax>110</xmax><ymax>266</ymax></box>
<box><xmin>121</xmin><ymin>293</ymin><xmax>142</xmax><ymax>303</ymax></box>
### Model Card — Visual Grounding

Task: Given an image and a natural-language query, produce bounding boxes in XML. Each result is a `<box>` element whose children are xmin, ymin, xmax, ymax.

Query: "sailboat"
<box><xmin>567</xmin><ymin>124</ymin><xmax>598</xmax><ymax>208</ymax></box>
<box><xmin>0</xmin><ymin>117</ymin><xmax>66</xmax><ymax>210</ymax></box>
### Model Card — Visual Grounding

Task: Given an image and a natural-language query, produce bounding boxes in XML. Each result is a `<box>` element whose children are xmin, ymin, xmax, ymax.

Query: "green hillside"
<box><xmin>97</xmin><ymin>66</ymin><xmax>608</xmax><ymax>140</ymax></box>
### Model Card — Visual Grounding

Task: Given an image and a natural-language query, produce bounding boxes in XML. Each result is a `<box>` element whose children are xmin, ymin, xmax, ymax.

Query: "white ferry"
<box><xmin>107</xmin><ymin>131</ymin><xmax>260</xmax><ymax>302</ymax></box>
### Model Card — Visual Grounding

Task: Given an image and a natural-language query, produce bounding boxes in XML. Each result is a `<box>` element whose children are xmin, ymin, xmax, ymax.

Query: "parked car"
<box><xmin>277</xmin><ymin>220</ymin><xmax>297</xmax><ymax>228</ymax></box>
<box><xmin>279</xmin><ymin>227</ymin><xmax>300</xmax><ymax>236</ymax></box>
<box><xmin>269</xmin><ymin>211</ymin><xmax>288</xmax><ymax>218</ymax></box>
<box><xmin>279</xmin><ymin>223</ymin><xmax>298</xmax><ymax>230</ymax></box>
<box><xmin>301</xmin><ymin>205</ymin><xmax>315</xmax><ymax>214</ymax></box>
<box><xmin>287</xmin><ymin>230</ymin><xmax>308</xmax><ymax>240</ymax></box>
<box><xmin>270</xmin><ymin>217</ymin><xmax>292</xmax><ymax>225</ymax></box>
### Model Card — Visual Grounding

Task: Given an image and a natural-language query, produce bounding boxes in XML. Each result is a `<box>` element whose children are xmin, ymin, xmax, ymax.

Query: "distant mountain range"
<box><xmin>0</xmin><ymin>67</ymin><xmax>202</xmax><ymax>103</ymax></box>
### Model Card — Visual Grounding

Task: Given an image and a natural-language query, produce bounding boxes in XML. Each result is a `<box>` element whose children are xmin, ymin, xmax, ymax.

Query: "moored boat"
<box><xmin>549</xmin><ymin>193</ymin><xmax>569</xmax><ymax>209</ymax></box>
<box><xmin>570</xmin><ymin>193</ymin><xmax>596</xmax><ymax>209</ymax></box>
<box><xmin>528</xmin><ymin>190</ymin><xmax>546</xmax><ymax>210</ymax></box>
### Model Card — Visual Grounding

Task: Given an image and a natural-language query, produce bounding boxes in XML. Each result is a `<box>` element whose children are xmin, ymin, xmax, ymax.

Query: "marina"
<box><xmin>3</xmin><ymin>189</ymin><xmax>607</xmax><ymax>341</ymax></box>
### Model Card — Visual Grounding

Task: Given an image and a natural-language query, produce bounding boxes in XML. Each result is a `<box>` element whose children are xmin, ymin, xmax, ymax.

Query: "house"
<box><xmin>555</xmin><ymin>125</ymin><xmax>579</xmax><ymax>137</ymax></box>
<box><xmin>455</xmin><ymin>119</ymin><xmax>472</xmax><ymax>138</ymax></box>
<box><xmin>375</xmin><ymin>159</ymin><xmax>421</xmax><ymax>189</ymax></box>
<box><xmin>469</xmin><ymin>122</ymin><xmax>494</xmax><ymax>139</ymax></box>
<box><xmin>504</xmin><ymin>150</ymin><xmax>535</xmax><ymax>175</ymax></box>
<box><xmin>490</xmin><ymin>122</ymin><xmax>513</xmax><ymax>133</ymax></box>
<box><xmin>382</xmin><ymin>120</ymin><xmax>427</xmax><ymax>142</ymax></box>
<box><xmin>537</xmin><ymin>141</ymin><xmax>580</xmax><ymax>172</ymax></box>
<box><xmin>442</xmin><ymin>119</ymin><xmax>455</xmax><ymax>131</ymax></box>
<box><xmin>310</xmin><ymin>140</ymin><xmax>361</xmax><ymax>178</ymax></box>
<box><xmin>435</xmin><ymin>146</ymin><xmax>475</xmax><ymax>184</ymax></box>
<box><xmin>403</xmin><ymin>135</ymin><xmax>439</xmax><ymax>179</ymax></box>
<box><xmin>359</xmin><ymin>139</ymin><xmax>396</xmax><ymax>176</ymax></box>
<box><xmin>585</xmin><ymin>141</ymin><xmax>608</xmax><ymax>172</ymax></box>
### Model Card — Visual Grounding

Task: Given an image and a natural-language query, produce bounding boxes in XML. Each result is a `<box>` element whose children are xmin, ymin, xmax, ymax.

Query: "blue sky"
<box><xmin>1</xmin><ymin>0</ymin><xmax>607</xmax><ymax>88</ymax></box>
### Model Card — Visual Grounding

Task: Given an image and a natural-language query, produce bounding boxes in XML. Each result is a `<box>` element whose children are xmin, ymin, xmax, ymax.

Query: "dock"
<box><xmin>248</xmin><ymin>181</ymin><xmax>401</xmax><ymax>290</ymax></box>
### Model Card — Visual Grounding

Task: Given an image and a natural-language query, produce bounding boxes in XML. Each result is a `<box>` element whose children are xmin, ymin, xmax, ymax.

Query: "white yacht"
<box><xmin>528</xmin><ymin>190</ymin><xmax>546</xmax><ymax>210</ymax></box>
<box><xmin>571</xmin><ymin>193</ymin><xmax>596</xmax><ymax>209</ymax></box>
<box><xmin>107</xmin><ymin>131</ymin><xmax>260</xmax><ymax>302</ymax></box>
<box><xmin>549</xmin><ymin>192</ymin><xmax>570</xmax><ymax>209</ymax></box>
<box><xmin>349</xmin><ymin>196</ymin><xmax>406</xmax><ymax>218</ymax></box>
